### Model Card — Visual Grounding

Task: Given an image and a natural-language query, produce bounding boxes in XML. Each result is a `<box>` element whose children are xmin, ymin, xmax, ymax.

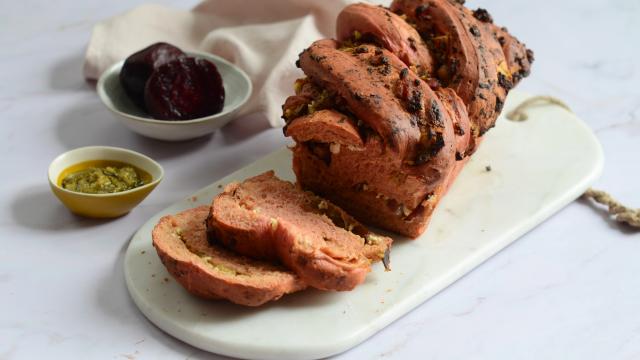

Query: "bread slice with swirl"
<box><xmin>207</xmin><ymin>171</ymin><xmax>392</xmax><ymax>291</ymax></box>
<box><xmin>152</xmin><ymin>206</ymin><xmax>307</xmax><ymax>306</ymax></box>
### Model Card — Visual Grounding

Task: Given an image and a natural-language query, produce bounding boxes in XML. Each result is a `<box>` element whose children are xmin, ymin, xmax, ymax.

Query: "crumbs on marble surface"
<box><xmin>217</xmin><ymin>184</ymin><xmax>223</xmax><ymax>189</ymax></box>
<box><xmin>485</xmin><ymin>165</ymin><xmax>492</xmax><ymax>172</ymax></box>
<box><xmin>190</xmin><ymin>196</ymin><xmax>198</xmax><ymax>202</ymax></box>
<box><xmin>164</xmin><ymin>277</ymin><xmax>170</xmax><ymax>282</ymax></box>
<box><xmin>140</xmin><ymin>250</ymin><xmax>146</xmax><ymax>255</ymax></box>
<box><xmin>119</xmin><ymin>350</ymin><xmax>139</xmax><ymax>360</ymax></box>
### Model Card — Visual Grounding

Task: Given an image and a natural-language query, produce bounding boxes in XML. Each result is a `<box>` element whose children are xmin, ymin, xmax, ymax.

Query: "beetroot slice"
<box><xmin>119</xmin><ymin>42</ymin><xmax>185</xmax><ymax>109</ymax></box>
<box><xmin>144</xmin><ymin>57</ymin><xmax>225</xmax><ymax>121</ymax></box>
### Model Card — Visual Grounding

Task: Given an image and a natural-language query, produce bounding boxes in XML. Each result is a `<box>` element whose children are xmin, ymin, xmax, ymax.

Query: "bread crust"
<box><xmin>284</xmin><ymin>109</ymin><xmax>363</xmax><ymax>147</ymax></box>
<box><xmin>152</xmin><ymin>206</ymin><xmax>307</xmax><ymax>306</ymax></box>
<box><xmin>284</xmin><ymin>83</ymin><xmax>471</xmax><ymax>237</ymax></box>
<box><xmin>390</xmin><ymin>0</ymin><xmax>522</xmax><ymax>142</ymax></box>
<box><xmin>298</xmin><ymin>39</ymin><xmax>457</xmax><ymax>185</ymax></box>
<box><xmin>337</xmin><ymin>3</ymin><xmax>434</xmax><ymax>76</ymax></box>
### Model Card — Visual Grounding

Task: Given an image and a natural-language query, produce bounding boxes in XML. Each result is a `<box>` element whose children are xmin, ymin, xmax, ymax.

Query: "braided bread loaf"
<box><xmin>283</xmin><ymin>0</ymin><xmax>533</xmax><ymax>237</ymax></box>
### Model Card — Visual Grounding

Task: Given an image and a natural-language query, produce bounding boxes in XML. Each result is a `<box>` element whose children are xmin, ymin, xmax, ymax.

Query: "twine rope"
<box><xmin>505</xmin><ymin>95</ymin><xmax>639</xmax><ymax>229</ymax></box>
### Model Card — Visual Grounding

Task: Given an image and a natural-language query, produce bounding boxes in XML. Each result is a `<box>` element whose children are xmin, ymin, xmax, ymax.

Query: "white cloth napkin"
<box><xmin>83</xmin><ymin>0</ymin><xmax>383</xmax><ymax>127</ymax></box>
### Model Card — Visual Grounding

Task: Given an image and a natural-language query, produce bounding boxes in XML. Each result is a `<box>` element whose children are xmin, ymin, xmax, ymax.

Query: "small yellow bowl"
<box><xmin>48</xmin><ymin>146</ymin><xmax>164</xmax><ymax>218</ymax></box>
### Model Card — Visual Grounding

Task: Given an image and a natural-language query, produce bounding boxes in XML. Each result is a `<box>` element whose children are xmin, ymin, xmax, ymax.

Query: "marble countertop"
<box><xmin>1</xmin><ymin>0</ymin><xmax>638</xmax><ymax>359</ymax></box>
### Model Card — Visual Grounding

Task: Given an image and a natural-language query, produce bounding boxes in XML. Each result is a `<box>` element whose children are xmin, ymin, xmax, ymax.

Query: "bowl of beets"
<box><xmin>97</xmin><ymin>43</ymin><xmax>252</xmax><ymax>141</ymax></box>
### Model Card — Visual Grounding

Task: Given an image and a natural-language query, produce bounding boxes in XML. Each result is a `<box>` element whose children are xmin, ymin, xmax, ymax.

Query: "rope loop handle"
<box><xmin>583</xmin><ymin>189</ymin><xmax>640</xmax><ymax>228</ymax></box>
<box><xmin>506</xmin><ymin>95</ymin><xmax>572</xmax><ymax>121</ymax></box>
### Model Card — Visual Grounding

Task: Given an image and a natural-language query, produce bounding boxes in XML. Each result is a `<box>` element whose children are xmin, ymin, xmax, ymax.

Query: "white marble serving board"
<box><xmin>124</xmin><ymin>91</ymin><xmax>603</xmax><ymax>360</ymax></box>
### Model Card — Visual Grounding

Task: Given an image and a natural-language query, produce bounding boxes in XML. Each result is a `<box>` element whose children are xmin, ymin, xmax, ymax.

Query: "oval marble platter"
<box><xmin>124</xmin><ymin>91</ymin><xmax>603</xmax><ymax>360</ymax></box>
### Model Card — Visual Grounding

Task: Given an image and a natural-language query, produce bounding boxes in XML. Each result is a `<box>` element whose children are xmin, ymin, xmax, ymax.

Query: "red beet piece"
<box><xmin>120</xmin><ymin>42</ymin><xmax>185</xmax><ymax>109</ymax></box>
<box><xmin>144</xmin><ymin>57</ymin><xmax>226</xmax><ymax>120</ymax></box>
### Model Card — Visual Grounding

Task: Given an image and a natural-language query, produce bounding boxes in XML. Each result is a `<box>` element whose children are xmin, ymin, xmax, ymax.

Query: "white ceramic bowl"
<box><xmin>48</xmin><ymin>146</ymin><xmax>164</xmax><ymax>218</ymax></box>
<box><xmin>97</xmin><ymin>51</ymin><xmax>252</xmax><ymax>141</ymax></box>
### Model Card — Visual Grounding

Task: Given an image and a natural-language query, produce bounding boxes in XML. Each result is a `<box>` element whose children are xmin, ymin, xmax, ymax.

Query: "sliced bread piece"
<box><xmin>152</xmin><ymin>206</ymin><xmax>307</xmax><ymax>306</ymax></box>
<box><xmin>207</xmin><ymin>171</ymin><xmax>392</xmax><ymax>291</ymax></box>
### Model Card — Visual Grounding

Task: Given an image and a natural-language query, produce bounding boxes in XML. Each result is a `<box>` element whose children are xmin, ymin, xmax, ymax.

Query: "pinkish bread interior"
<box><xmin>208</xmin><ymin>171</ymin><xmax>392</xmax><ymax>291</ymax></box>
<box><xmin>152</xmin><ymin>206</ymin><xmax>306</xmax><ymax>306</ymax></box>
